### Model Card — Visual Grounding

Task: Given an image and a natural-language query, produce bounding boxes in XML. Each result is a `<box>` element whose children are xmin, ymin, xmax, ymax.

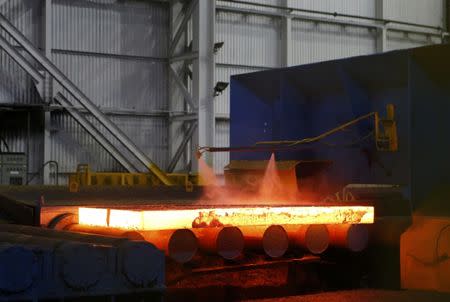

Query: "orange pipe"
<box><xmin>286</xmin><ymin>224</ymin><xmax>330</xmax><ymax>254</ymax></box>
<box><xmin>240</xmin><ymin>225</ymin><xmax>289</xmax><ymax>258</ymax></box>
<box><xmin>192</xmin><ymin>226</ymin><xmax>244</xmax><ymax>260</ymax></box>
<box><xmin>327</xmin><ymin>224</ymin><xmax>369</xmax><ymax>252</ymax></box>
<box><xmin>140</xmin><ymin>229</ymin><xmax>198</xmax><ymax>263</ymax></box>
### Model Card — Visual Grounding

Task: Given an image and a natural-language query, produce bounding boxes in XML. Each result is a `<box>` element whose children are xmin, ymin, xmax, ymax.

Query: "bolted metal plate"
<box><xmin>59</xmin><ymin>243</ymin><xmax>106</xmax><ymax>290</ymax></box>
<box><xmin>0</xmin><ymin>244</ymin><xmax>35</xmax><ymax>293</ymax></box>
<box><xmin>122</xmin><ymin>241</ymin><xmax>163</xmax><ymax>288</ymax></box>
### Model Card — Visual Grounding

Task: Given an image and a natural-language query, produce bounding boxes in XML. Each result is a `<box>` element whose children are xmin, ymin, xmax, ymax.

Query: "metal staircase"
<box><xmin>0</xmin><ymin>13</ymin><xmax>173</xmax><ymax>185</ymax></box>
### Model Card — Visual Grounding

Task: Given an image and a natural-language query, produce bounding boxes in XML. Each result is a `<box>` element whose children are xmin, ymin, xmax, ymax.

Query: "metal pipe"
<box><xmin>0</xmin><ymin>243</ymin><xmax>35</xmax><ymax>294</ymax></box>
<box><xmin>0</xmin><ymin>231</ymin><xmax>106</xmax><ymax>290</ymax></box>
<box><xmin>327</xmin><ymin>224</ymin><xmax>369</xmax><ymax>252</ymax></box>
<box><xmin>286</xmin><ymin>224</ymin><xmax>329</xmax><ymax>254</ymax></box>
<box><xmin>192</xmin><ymin>226</ymin><xmax>244</xmax><ymax>260</ymax></box>
<box><xmin>140</xmin><ymin>228</ymin><xmax>198</xmax><ymax>263</ymax></box>
<box><xmin>240</xmin><ymin>225</ymin><xmax>289</xmax><ymax>258</ymax></box>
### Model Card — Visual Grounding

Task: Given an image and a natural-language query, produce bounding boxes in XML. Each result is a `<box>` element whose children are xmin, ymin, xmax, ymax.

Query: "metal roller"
<box><xmin>0</xmin><ymin>243</ymin><xmax>35</xmax><ymax>294</ymax></box>
<box><xmin>192</xmin><ymin>226</ymin><xmax>244</xmax><ymax>260</ymax></box>
<box><xmin>65</xmin><ymin>224</ymin><xmax>145</xmax><ymax>241</ymax></box>
<box><xmin>241</xmin><ymin>225</ymin><xmax>289</xmax><ymax>258</ymax></box>
<box><xmin>286</xmin><ymin>224</ymin><xmax>330</xmax><ymax>254</ymax></box>
<box><xmin>0</xmin><ymin>224</ymin><xmax>163</xmax><ymax>288</ymax></box>
<box><xmin>140</xmin><ymin>229</ymin><xmax>198</xmax><ymax>263</ymax></box>
<box><xmin>0</xmin><ymin>231</ymin><xmax>106</xmax><ymax>291</ymax></box>
<box><xmin>327</xmin><ymin>224</ymin><xmax>369</xmax><ymax>252</ymax></box>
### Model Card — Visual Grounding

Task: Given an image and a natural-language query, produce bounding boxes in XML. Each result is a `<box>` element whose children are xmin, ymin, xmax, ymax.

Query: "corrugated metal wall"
<box><xmin>0</xmin><ymin>0</ymin><xmax>42</xmax><ymax>105</ymax></box>
<box><xmin>291</xmin><ymin>21</ymin><xmax>377</xmax><ymax>65</ymax></box>
<box><xmin>52</xmin><ymin>53</ymin><xmax>168</xmax><ymax>111</ymax></box>
<box><xmin>385</xmin><ymin>0</ymin><xmax>445</xmax><ymax>27</ymax></box>
<box><xmin>291</xmin><ymin>0</ymin><xmax>375</xmax><ymax>17</ymax></box>
<box><xmin>52</xmin><ymin>0</ymin><xmax>168</xmax><ymax>58</ymax></box>
<box><xmin>51</xmin><ymin>112</ymin><xmax>168</xmax><ymax>173</ymax></box>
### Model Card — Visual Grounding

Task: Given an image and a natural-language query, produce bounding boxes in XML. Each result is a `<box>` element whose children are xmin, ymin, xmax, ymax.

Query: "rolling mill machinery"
<box><xmin>0</xmin><ymin>44</ymin><xmax>449</xmax><ymax>301</ymax></box>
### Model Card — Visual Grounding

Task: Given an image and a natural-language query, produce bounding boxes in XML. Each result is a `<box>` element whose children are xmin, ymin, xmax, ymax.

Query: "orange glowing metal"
<box><xmin>78</xmin><ymin>206</ymin><xmax>374</xmax><ymax>231</ymax></box>
<box><xmin>109</xmin><ymin>209</ymin><xmax>144</xmax><ymax>230</ymax></box>
<box><xmin>78</xmin><ymin>208</ymin><xmax>108</xmax><ymax>227</ymax></box>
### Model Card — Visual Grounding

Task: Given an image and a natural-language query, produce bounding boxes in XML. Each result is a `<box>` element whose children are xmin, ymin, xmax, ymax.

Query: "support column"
<box><xmin>376</xmin><ymin>0</ymin><xmax>387</xmax><ymax>53</ymax></box>
<box><xmin>42</xmin><ymin>0</ymin><xmax>52</xmax><ymax>184</ymax></box>
<box><xmin>191</xmin><ymin>0</ymin><xmax>215</xmax><ymax>171</ymax></box>
<box><xmin>446</xmin><ymin>0</ymin><xmax>450</xmax><ymax>32</ymax></box>
<box><xmin>168</xmin><ymin>0</ymin><xmax>197</xmax><ymax>172</ymax></box>
<box><xmin>281</xmin><ymin>0</ymin><xmax>292</xmax><ymax>67</ymax></box>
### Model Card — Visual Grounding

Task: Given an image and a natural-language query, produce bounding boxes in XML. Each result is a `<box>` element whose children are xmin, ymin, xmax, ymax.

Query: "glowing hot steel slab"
<box><xmin>78</xmin><ymin>208</ymin><xmax>108</xmax><ymax>227</ymax></box>
<box><xmin>78</xmin><ymin>206</ymin><xmax>374</xmax><ymax>231</ymax></box>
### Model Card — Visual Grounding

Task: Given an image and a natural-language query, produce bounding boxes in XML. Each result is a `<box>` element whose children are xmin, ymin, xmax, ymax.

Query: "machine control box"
<box><xmin>0</xmin><ymin>152</ymin><xmax>27</xmax><ymax>185</ymax></box>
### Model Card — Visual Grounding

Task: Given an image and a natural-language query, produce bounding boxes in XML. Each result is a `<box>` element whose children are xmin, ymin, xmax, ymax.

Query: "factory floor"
<box><xmin>247</xmin><ymin>289</ymin><xmax>450</xmax><ymax>302</ymax></box>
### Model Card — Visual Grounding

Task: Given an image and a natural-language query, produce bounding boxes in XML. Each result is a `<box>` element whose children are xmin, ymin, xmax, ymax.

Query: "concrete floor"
<box><xmin>247</xmin><ymin>289</ymin><xmax>450</xmax><ymax>302</ymax></box>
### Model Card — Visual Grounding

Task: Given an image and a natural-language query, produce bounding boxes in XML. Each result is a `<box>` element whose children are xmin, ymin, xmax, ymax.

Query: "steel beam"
<box><xmin>168</xmin><ymin>0</ymin><xmax>193</xmax><ymax>173</ymax></box>
<box><xmin>447</xmin><ymin>0</ymin><xmax>450</xmax><ymax>32</ymax></box>
<box><xmin>49</xmin><ymin>105</ymin><xmax>172</xmax><ymax>118</ymax></box>
<box><xmin>170</xmin><ymin>112</ymin><xmax>198</xmax><ymax>122</ymax></box>
<box><xmin>281</xmin><ymin>0</ymin><xmax>292</xmax><ymax>67</ymax></box>
<box><xmin>376</xmin><ymin>0</ymin><xmax>387</xmax><ymax>53</ymax></box>
<box><xmin>169</xmin><ymin>0</ymin><xmax>198</xmax><ymax>56</ymax></box>
<box><xmin>169</xmin><ymin>65</ymin><xmax>197</xmax><ymax>110</ymax></box>
<box><xmin>0</xmin><ymin>35</ymin><xmax>43</xmax><ymax>83</ymax></box>
<box><xmin>191</xmin><ymin>0</ymin><xmax>215</xmax><ymax>172</ymax></box>
<box><xmin>52</xmin><ymin>48</ymin><xmax>166</xmax><ymax>62</ymax></box>
<box><xmin>216</xmin><ymin>62</ymin><xmax>273</xmax><ymax>70</ymax></box>
<box><xmin>43</xmin><ymin>0</ymin><xmax>52</xmax><ymax>185</ymax></box>
<box><xmin>167</xmin><ymin>121</ymin><xmax>198</xmax><ymax>172</ymax></box>
<box><xmin>169</xmin><ymin>51</ymin><xmax>198</xmax><ymax>63</ymax></box>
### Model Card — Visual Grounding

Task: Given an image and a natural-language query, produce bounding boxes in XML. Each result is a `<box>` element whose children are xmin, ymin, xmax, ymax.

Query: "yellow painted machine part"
<box><xmin>68</xmin><ymin>164</ymin><xmax>198</xmax><ymax>192</ymax></box>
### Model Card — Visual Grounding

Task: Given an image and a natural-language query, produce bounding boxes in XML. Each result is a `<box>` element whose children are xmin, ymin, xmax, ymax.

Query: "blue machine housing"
<box><xmin>230</xmin><ymin>44</ymin><xmax>450</xmax><ymax>212</ymax></box>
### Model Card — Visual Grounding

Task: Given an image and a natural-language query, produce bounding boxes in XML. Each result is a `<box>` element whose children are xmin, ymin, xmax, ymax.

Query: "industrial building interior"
<box><xmin>0</xmin><ymin>0</ymin><xmax>449</xmax><ymax>301</ymax></box>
